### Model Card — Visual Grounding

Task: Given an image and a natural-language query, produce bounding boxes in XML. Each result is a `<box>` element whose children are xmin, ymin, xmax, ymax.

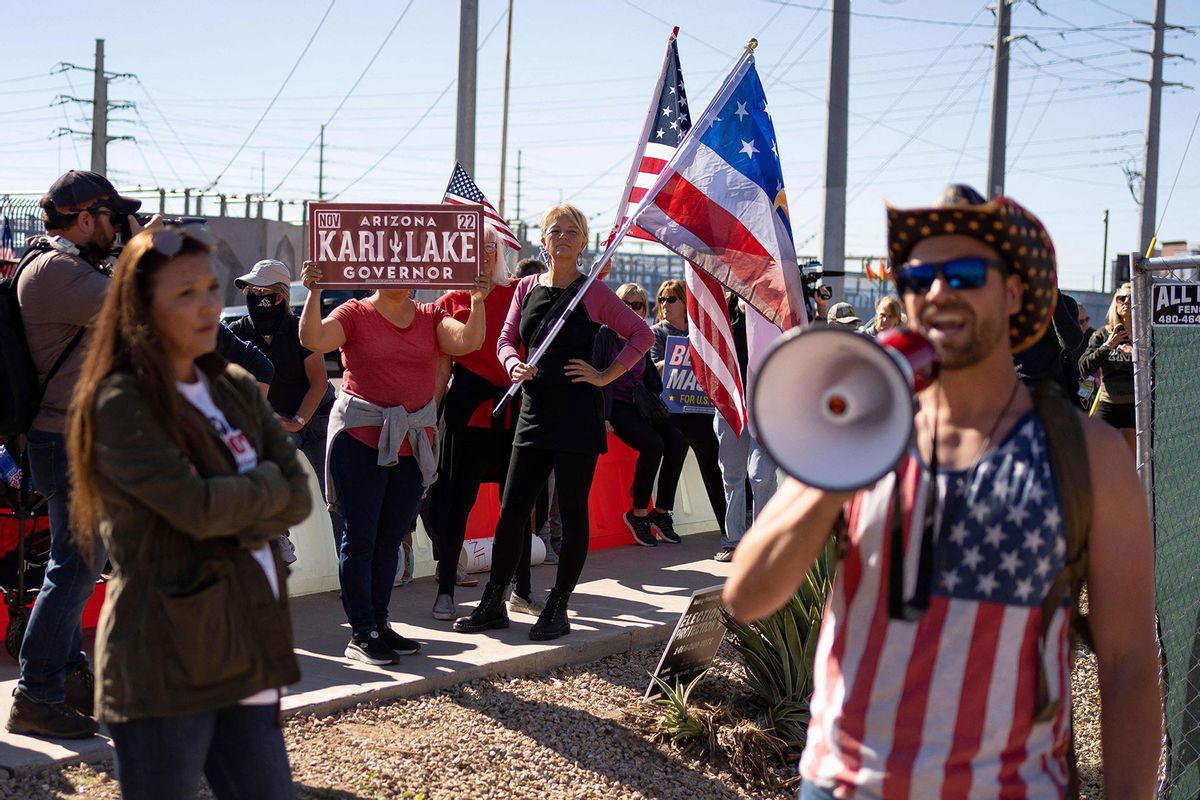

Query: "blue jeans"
<box><xmin>18</xmin><ymin>428</ymin><xmax>105</xmax><ymax>703</ymax></box>
<box><xmin>106</xmin><ymin>703</ymin><xmax>293</xmax><ymax>800</ymax></box>
<box><xmin>329</xmin><ymin>433</ymin><xmax>424</xmax><ymax>636</ymax></box>
<box><xmin>288</xmin><ymin>411</ymin><xmax>345</xmax><ymax>555</ymax></box>
<box><xmin>713</xmin><ymin>414</ymin><xmax>778</xmax><ymax>550</ymax></box>
<box><xmin>798</xmin><ymin>782</ymin><xmax>836</xmax><ymax>800</ymax></box>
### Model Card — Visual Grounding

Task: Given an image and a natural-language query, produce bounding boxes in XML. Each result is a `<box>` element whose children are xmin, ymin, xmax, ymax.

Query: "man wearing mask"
<box><xmin>9</xmin><ymin>171</ymin><xmax>160</xmax><ymax>739</ymax></box>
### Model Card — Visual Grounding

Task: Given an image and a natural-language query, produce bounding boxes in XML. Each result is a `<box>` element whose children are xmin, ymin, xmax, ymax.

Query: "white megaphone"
<box><xmin>751</xmin><ymin>327</ymin><xmax>939</xmax><ymax>491</ymax></box>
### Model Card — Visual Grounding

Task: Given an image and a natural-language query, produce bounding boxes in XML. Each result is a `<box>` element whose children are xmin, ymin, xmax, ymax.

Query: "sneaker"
<box><xmin>345</xmin><ymin>630</ymin><xmax>399</xmax><ymax>666</ymax></box>
<box><xmin>508</xmin><ymin>590</ymin><xmax>547</xmax><ymax>616</ymax></box>
<box><xmin>278</xmin><ymin>533</ymin><xmax>298</xmax><ymax>565</ymax></box>
<box><xmin>377</xmin><ymin>625</ymin><xmax>421</xmax><ymax>655</ymax></box>
<box><xmin>64</xmin><ymin>663</ymin><xmax>94</xmax><ymax>717</ymax></box>
<box><xmin>713</xmin><ymin>547</ymin><xmax>735</xmax><ymax>563</ymax></box>
<box><xmin>6</xmin><ymin>690</ymin><xmax>98</xmax><ymax>740</ymax></box>
<box><xmin>432</xmin><ymin>593</ymin><xmax>456</xmax><ymax>621</ymax></box>
<box><xmin>623</xmin><ymin>510</ymin><xmax>657</xmax><ymax>547</ymax></box>
<box><xmin>539</xmin><ymin>536</ymin><xmax>559</xmax><ymax>565</ymax></box>
<box><xmin>648</xmin><ymin>510</ymin><xmax>681</xmax><ymax>544</ymax></box>
<box><xmin>456</xmin><ymin>566</ymin><xmax>479</xmax><ymax>587</ymax></box>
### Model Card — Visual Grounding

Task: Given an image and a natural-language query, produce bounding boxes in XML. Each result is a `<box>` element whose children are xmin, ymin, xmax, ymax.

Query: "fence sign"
<box><xmin>308</xmin><ymin>202</ymin><xmax>482</xmax><ymax>290</ymax></box>
<box><xmin>661</xmin><ymin>335</ymin><xmax>715</xmax><ymax>415</ymax></box>
<box><xmin>644</xmin><ymin>584</ymin><xmax>726</xmax><ymax>700</ymax></box>
<box><xmin>1153</xmin><ymin>282</ymin><xmax>1200</xmax><ymax>327</ymax></box>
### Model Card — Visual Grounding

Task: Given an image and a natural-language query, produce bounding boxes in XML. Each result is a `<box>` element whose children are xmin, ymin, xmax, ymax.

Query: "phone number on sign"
<box><xmin>1156</xmin><ymin>314</ymin><xmax>1200</xmax><ymax>325</ymax></box>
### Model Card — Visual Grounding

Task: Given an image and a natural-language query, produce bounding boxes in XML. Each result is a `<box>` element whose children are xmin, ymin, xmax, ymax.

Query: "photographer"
<box><xmin>7</xmin><ymin>171</ymin><xmax>160</xmax><ymax>740</ymax></box>
<box><xmin>1079</xmin><ymin>282</ymin><xmax>1135</xmax><ymax>453</ymax></box>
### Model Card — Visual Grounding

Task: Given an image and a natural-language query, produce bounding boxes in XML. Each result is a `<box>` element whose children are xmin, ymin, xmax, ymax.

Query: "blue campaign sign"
<box><xmin>661</xmin><ymin>335</ymin><xmax>715</xmax><ymax>415</ymax></box>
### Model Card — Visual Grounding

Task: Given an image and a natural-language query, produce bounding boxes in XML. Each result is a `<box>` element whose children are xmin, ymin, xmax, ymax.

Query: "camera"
<box><xmin>110</xmin><ymin>215</ymin><xmax>208</xmax><ymax>258</ymax></box>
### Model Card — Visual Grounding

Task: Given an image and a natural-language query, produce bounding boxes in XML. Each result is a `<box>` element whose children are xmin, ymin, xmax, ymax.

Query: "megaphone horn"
<box><xmin>751</xmin><ymin>327</ymin><xmax>938</xmax><ymax>492</ymax></box>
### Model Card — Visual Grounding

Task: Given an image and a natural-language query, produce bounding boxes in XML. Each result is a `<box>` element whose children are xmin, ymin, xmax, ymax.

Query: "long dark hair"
<box><xmin>67</xmin><ymin>229</ymin><xmax>228</xmax><ymax>551</ymax></box>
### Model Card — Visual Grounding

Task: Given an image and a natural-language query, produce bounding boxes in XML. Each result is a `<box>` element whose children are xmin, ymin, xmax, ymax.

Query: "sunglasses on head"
<box><xmin>658</xmin><ymin>295</ymin><xmax>680</xmax><ymax>304</ymax></box>
<box><xmin>148</xmin><ymin>226</ymin><xmax>216</xmax><ymax>258</ymax></box>
<box><xmin>894</xmin><ymin>257</ymin><xmax>1005</xmax><ymax>294</ymax></box>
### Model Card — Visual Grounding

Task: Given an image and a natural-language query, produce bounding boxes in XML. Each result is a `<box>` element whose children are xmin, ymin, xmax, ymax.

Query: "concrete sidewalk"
<box><xmin>0</xmin><ymin>531</ymin><xmax>730</xmax><ymax>775</ymax></box>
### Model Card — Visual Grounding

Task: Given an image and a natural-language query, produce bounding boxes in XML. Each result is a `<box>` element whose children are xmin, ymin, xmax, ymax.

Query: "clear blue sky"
<box><xmin>2</xmin><ymin>0</ymin><xmax>1197</xmax><ymax>291</ymax></box>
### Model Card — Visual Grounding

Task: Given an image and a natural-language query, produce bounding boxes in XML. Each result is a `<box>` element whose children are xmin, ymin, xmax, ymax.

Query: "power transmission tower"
<box><xmin>52</xmin><ymin>39</ymin><xmax>135</xmax><ymax>175</ymax></box>
<box><xmin>820</xmin><ymin>0</ymin><xmax>850</xmax><ymax>299</ymax></box>
<box><xmin>455</xmin><ymin>0</ymin><xmax>478</xmax><ymax>174</ymax></box>
<box><xmin>987</xmin><ymin>0</ymin><xmax>1015</xmax><ymax>199</ymax></box>
<box><xmin>318</xmin><ymin>124</ymin><xmax>326</xmax><ymax>201</ymax></box>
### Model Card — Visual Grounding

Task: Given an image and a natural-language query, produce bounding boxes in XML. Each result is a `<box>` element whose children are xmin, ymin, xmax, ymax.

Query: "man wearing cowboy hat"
<box><xmin>724</xmin><ymin>185</ymin><xmax>1160</xmax><ymax>799</ymax></box>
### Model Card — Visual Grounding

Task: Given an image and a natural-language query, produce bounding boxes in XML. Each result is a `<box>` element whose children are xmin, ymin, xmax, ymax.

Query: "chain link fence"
<box><xmin>1131</xmin><ymin>258</ymin><xmax>1200</xmax><ymax>800</ymax></box>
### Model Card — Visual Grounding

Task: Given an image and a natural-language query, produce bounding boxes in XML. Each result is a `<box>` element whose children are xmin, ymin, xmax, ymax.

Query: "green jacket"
<box><xmin>90</xmin><ymin>355</ymin><xmax>312</xmax><ymax>722</ymax></box>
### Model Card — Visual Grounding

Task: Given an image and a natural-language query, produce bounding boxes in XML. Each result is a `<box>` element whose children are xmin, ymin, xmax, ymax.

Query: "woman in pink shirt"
<box><xmin>454</xmin><ymin>204</ymin><xmax>653</xmax><ymax>641</ymax></box>
<box><xmin>299</xmin><ymin>262</ymin><xmax>490</xmax><ymax>666</ymax></box>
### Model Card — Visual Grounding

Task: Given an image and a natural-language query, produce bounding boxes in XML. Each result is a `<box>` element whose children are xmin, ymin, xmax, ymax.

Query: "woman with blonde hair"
<box><xmin>455</xmin><ymin>203</ymin><xmax>652</xmax><ymax>640</ymax></box>
<box><xmin>67</xmin><ymin>227</ymin><xmax>312</xmax><ymax>798</ymax></box>
<box><xmin>648</xmin><ymin>278</ymin><xmax>727</xmax><ymax>541</ymax></box>
<box><xmin>1079</xmin><ymin>282</ymin><xmax>1136</xmax><ymax>452</ymax></box>
<box><xmin>868</xmin><ymin>295</ymin><xmax>903</xmax><ymax>335</ymax></box>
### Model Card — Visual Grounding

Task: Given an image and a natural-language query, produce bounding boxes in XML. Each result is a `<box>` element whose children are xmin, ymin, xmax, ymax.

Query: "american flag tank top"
<box><xmin>800</xmin><ymin>410</ymin><xmax>1072</xmax><ymax>799</ymax></box>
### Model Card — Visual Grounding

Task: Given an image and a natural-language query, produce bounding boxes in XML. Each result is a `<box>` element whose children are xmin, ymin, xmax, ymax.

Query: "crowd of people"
<box><xmin>0</xmin><ymin>168</ymin><xmax>1162</xmax><ymax>799</ymax></box>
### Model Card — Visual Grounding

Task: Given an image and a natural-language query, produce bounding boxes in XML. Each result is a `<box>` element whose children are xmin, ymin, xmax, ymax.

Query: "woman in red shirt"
<box><xmin>299</xmin><ymin>262</ymin><xmax>490</xmax><ymax>666</ymax></box>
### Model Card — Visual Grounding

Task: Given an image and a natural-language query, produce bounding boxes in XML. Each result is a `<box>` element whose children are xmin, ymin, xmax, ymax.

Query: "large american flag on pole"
<box><xmin>443</xmin><ymin>163</ymin><xmax>521</xmax><ymax>251</ymax></box>
<box><xmin>630</xmin><ymin>45</ymin><xmax>807</xmax><ymax>332</ymax></box>
<box><xmin>612</xmin><ymin>28</ymin><xmax>747</xmax><ymax>434</ymax></box>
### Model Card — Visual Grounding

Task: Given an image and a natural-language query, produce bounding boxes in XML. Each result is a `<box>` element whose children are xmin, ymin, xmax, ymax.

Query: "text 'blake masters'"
<box><xmin>308</xmin><ymin>202</ymin><xmax>483</xmax><ymax>290</ymax></box>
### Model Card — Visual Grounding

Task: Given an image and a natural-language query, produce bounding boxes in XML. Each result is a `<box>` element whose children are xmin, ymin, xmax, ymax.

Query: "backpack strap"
<box><xmin>13</xmin><ymin>244</ymin><xmax>88</xmax><ymax>397</ymax></box>
<box><xmin>1031</xmin><ymin>381</ymin><xmax>1093</xmax><ymax>800</ymax></box>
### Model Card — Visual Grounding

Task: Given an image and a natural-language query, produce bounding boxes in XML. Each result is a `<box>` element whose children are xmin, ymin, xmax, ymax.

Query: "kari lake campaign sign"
<box><xmin>309</xmin><ymin>202</ymin><xmax>483</xmax><ymax>290</ymax></box>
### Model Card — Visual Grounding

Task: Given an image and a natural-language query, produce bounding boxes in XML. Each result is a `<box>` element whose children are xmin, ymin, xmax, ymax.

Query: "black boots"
<box><xmin>529</xmin><ymin>589</ymin><xmax>571</xmax><ymax>641</ymax></box>
<box><xmin>453</xmin><ymin>582</ymin><xmax>510</xmax><ymax>632</ymax></box>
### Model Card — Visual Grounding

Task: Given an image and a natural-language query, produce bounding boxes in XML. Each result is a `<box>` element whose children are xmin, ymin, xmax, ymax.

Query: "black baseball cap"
<box><xmin>40</xmin><ymin>170</ymin><xmax>141</xmax><ymax>216</ymax></box>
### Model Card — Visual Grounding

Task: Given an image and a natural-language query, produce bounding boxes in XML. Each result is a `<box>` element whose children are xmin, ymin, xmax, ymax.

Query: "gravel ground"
<box><xmin>0</xmin><ymin>641</ymin><xmax>1108</xmax><ymax>800</ymax></box>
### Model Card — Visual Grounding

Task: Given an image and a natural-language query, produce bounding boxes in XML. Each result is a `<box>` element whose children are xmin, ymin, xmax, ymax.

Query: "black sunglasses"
<box><xmin>625</xmin><ymin>300</ymin><xmax>647</xmax><ymax>311</ymax></box>
<box><xmin>894</xmin><ymin>257</ymin><xmax>1005</xmax><ymax>294</ymax></box>
<box><xmin>1114</xmin><ymin>294</ymin><xmax>1130</xmax><ymax>303</ymax></box>
<box><xmin>658</xmin><ymin>295</ymin><xmax>680</xmax><ymax>305</ymax></box>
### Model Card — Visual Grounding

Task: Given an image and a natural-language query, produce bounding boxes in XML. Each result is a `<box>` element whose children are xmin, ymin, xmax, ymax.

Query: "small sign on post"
<box><xmin>308</xmin><ymin>202</ymin><xmax>483</xmax><ymax>290</ymax></box>
<box><xmin>644</xmin><ymin>584</ymin><xmax>726</xmax><ymax>700</ymax></box>
<box><xmin>661</xmin><ymin>335</ymin><xmax>715</xmax><ymax>415</ymax></box>
<box><xmin>1151</xmin><ymin>282</ymin><xmax>1200</xmax><ymax>326</ymax></box>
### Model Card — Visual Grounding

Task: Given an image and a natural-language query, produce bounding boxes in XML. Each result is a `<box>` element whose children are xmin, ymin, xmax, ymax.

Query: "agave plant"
<box><xmin>721</xmin><ymin>540</ymin><xmax>836</xmax><ymax>747</ymax></box>
<box><xmin>650</xmin><ymin>668</ymin><xmax>712</xmax><ymax>745</ymax></box>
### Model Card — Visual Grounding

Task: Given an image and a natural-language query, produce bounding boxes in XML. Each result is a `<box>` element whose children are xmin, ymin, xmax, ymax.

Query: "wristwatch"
<box><xmin>293</xmin><ymin>415</ymin><xmax>306</xmax><ymax>425</ymax></box>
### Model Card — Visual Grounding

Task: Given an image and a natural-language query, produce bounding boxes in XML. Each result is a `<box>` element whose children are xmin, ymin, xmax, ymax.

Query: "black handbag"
<box><xmin>632</xmin><ymin>380</ymin><xmax>670</xmax><ymax>426</ymax></box>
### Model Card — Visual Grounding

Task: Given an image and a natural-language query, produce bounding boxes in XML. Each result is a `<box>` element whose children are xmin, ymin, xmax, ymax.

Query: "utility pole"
<box><xmin>91</xmin><ymin>39</ymin><xmax>107</xmax><ymax>174</ymax></box>
<box><xmin>318</xmin><ymin>124</ymin><xmax>326</xmax><ymax>201</ymax></box>
<box><xmin>987</xmin><ymin>0</ymin><xmax>1013</xmax><ymax>199</ymax></box>
<box><xmin>515</xmin><ymin>149</ymin><xmax>523</xmax><ymax>223</ymax></box>
<box><xmin>455</xmin><ymin>0</ymin><xmax>479</xmax><ymax>174</ymax></box>
<box><xmin>498</xmin><ymin>0</ymin><xmax>514</xmax><ymax>217</ymax></box>
<box><xmin>1138</xmin><ymin>0</ymin><xmax>1169</xmax><ymax>256</ymax></box>
<box><xmin>1101</xmin><ymin>208</ymin><xmax>1110</xmax><ymax>292</ymax></box>
<box><xmin>820</xmin><ymin>0</ymin><xmax>850</xmax><ymax>299</ymax></box>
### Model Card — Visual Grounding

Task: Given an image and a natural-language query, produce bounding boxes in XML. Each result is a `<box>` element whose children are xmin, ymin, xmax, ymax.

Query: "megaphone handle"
<box><xmin>886</xmin><ymin>449</ymin><xmax>938</xmax><ymax>622</ymax></box>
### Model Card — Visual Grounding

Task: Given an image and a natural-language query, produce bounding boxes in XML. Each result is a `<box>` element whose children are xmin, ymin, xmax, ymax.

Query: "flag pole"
<box><xmin>493</xmin><ymin>41</ymin><xmax>759</xmax><ymax>417</ymax></box>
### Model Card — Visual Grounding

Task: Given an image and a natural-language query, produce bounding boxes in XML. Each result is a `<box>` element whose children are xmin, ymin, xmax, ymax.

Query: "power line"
<box><xmin>329</xmin><ymin>6</ymin><xmax>508</xmax><ymax>200</ymax></box>
<box><xmin>1009</xmin><ymin>78</ymin><xmax>1064</xmax><ymax>169</ymax></box>
<box><xmin>760</xmin><ymin>0</ymin><xmax>1153</xmax><ymax>32</ymax></box>
<box><xmin>205</xmin><ymin>0</ymin><xmax>336</xmax><ymax>190</ymax></box>
<box><xmin>133</xmin><ymin>78</ymin><xmax>205</xmax><ymax>183</ymax></box>
<box><xmin>268</xmin><ymin>0</ymin><xmax>415</xmax><ymax>196</ymax></box>
<box><xmin>1154</xmin><ymin>103</ymin><xmax>1200</xmax><ymax>238</ymax></box>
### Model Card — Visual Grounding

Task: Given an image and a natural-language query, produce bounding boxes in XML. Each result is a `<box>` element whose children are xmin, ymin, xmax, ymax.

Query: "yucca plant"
<box><xmin>722</xmin><ymin>540</ymin><xmax>836</xmax><ymax>747</ymax></box>
<box><xmin>649</xmin><ymin>668</ymin><xmax>712</xmax><ymax>745</ymax></box>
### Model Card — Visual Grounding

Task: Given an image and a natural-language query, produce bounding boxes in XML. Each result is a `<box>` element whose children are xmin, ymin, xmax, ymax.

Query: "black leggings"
<box><xmin>489</xmin><ymin>446</ymin><xmax>599</xmax><ymax>594</ymax></box>
<box><xmin>431</xmin><ymin>425</ymin><xmax>532</xmax><ymax>597</ymax></box>
<box><xmin>609</xmin><ymin>400</ymin><xmax>688</xmax><ymax>510</ymax></box>
<box><xmin>669</xmin><ymin>412</ymin><xmax>727</xmax><ymax>534</ymax></box>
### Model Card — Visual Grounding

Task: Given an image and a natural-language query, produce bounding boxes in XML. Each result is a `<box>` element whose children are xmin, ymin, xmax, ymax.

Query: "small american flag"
<box><xmin>443</xmin><ymin>163</ymin><xmax>521</xmax><ymax>251</ymax></box>
<box><xmin>0</xmin><ymin>216</ymin><xmax>15</xmax><ymax>263</ymax></box>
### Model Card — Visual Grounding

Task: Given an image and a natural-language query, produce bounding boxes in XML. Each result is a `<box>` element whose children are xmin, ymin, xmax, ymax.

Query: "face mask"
<box><xmin>246</xmin><ymin>293</ymin><xmax>287</xmax><ymax>334</ymax></box>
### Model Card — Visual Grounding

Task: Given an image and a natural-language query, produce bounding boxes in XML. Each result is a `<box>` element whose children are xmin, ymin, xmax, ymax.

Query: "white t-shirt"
<box><xmin>176</xmin><ymin>374</ymin><xmax>280</xmax><ymax>705</ymax></box>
